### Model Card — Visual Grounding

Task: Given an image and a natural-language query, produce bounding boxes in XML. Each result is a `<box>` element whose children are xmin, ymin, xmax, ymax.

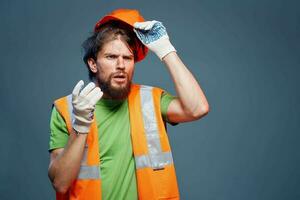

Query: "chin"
<box><xmin>108</xmin><ymin>81</ymin><xmax>131</xmax><ymax>99</ymax></box>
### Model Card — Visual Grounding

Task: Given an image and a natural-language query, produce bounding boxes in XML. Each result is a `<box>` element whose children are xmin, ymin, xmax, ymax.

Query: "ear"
<box><xmin>87</xmin><ymin>58</ymin><xmax>98</xmax><ymax>73</ymax></box>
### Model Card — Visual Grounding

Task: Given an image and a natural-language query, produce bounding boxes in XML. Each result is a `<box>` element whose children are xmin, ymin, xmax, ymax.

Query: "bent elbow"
<box><xmin>49</xmin><ymin>173</ymin><xmax>70</xmax><ymax>194</ymax></box>
<box><xmin>192</xmin><ymin>104</ymin><xmax>210</xmax><ymax>119</ymax></box>
<box><xmin>52</xmin><ymin>180</ymin><xmax>69</xmax><ymax>194</ymax></box>
<box><xmin>202</xmin><ymin>104</ymin><xmax>210</xmax><ymax>115</ymax></box>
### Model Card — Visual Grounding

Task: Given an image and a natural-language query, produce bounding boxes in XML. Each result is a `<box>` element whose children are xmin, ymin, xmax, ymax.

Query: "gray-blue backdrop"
<box><xmin>0</xmin><ymin>0</ymin><xmax>299</xmax><ymax>199</ymax></box>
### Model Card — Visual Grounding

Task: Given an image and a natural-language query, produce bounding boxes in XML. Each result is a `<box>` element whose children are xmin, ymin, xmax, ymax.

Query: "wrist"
<box><xmin>73</xmin><ymin>128</ymin><xmax>88</xmax><ymax>135</ymax></box>
<box><xmin>73</xmin><ymin>120</ymin><xmax>91</xmax><ymax>134</ymax></box>
<box><xmin>149</xmin><ymin>36</ymin><xmax>176</xmax><ymax>60</ymax></box>
<box><xmin>162</xmin><ymin>51</ymin><xmax>178</xmax><ymax>62</ymax></box>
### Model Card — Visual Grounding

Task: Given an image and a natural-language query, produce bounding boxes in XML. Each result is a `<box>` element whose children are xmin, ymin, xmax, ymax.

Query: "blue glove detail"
<box><xmin>134</xmin><ymin>21</ymin><xmax>167</xmax><ymax>45</ymax></box>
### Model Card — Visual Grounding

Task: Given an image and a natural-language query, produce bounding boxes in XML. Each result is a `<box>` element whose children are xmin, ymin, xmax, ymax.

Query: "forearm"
<box><xmin>48</xmin><ymin>130</ymin><xmax>87</xmax><ymax>193</ymax></box>
<box><xmin>163</xmin><ymin>52</ymin><xmax>209</xmax><ymax>117</ymax></box>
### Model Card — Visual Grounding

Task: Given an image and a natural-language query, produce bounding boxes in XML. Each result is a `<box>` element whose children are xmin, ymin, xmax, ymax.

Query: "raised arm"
<box><xmin>162</xmin><ymin>52</ymin><xmax>209</xmax><ymax>123</ymax></box>
<box><xmin>48</xmin><ymin>81</ymin><xmax>102</xmax><ymax>193</ymax></box>
<box><xmin>134</xmin><ymin>21</ymin><xmax>209</xmax><ymax>123</ymax></box>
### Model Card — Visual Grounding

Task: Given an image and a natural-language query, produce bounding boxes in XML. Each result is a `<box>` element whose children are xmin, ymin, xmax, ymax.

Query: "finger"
<box><xmin>134</xmin><ymin>21</ymin><xmax>150</xmax><ymax>30</ymax></box>
<box><xmin>146</xmin><ymin>20</ymin><xmax>158</xmax><ymax>30</ymax></box>
<box><xmin>133</xmin><ymin>29</ymin><xmax>145</xmax><ymax>43</ymax></box>
<box><xmin>80</xmin><ymin>82</ymin><xmax>96</xmax><ymax>97</ymax></box>
<box><xmin>87</xmin><ymin>87</ymin><xmax>103</xmax><ymax>105</ymax></box>
<box><xmin>156</xmin><ymin>21</ymin><xmax>165</xmax><ymax>29</ymax></box>
<box><xmin>134</xmin><ymin>21</ymin><xmax>147</xmax><ymax>29</ymax></box>
<box><xmin>139</xmin><ymin>22</ymin><xmax>150</xmax><ymax>30</ymax></box>
<box><xmin>145</xmin><ymin>23</ymin><xmax>154</xmax><ymax>30</ymax></box>
<box><xmin>72</xmin><ymin>80</ymin><xmax>84</xmax><ymax>97</ymax></box>
<box><xmin>133</xmin><ymin>22</ymin><xmax>142</xmax><ymax>29</ymax></box>
<box><xmin>133</xmin><ymin>28</ymin><xmax>141</xmax><ymax>37</ymax></box>
<box><xmin>135</xmin><ymin>29</ymin><xmax>149</xmax><ymax>45</ymax></box>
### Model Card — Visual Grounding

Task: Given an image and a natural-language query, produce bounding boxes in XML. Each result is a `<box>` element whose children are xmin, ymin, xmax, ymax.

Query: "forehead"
<box><xmin>99</xmin><ymin>38</ymin><xmax>133</xmax><ymax>56</ymax></box>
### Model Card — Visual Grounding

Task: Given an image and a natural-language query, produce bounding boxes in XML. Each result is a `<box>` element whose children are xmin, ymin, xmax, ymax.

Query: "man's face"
<box><xmin>91</xmin><ymin>38</ymin><xmax>135</xmax><ymax>99</ymax></box>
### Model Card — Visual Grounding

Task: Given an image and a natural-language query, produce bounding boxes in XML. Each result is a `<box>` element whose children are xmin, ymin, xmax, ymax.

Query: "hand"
<box><xmin>133</xmin><ymin>20</ymin><xmax>176</xmax><ymax>60</ymax></box>
<box><xmin>72</xmin><ymin>80</ymin><xmax>103</xmax><ymax>133</ymax></box>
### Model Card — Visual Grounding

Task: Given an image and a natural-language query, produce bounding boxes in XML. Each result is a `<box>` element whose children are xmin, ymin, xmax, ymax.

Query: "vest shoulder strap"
<box><xmin>53</xmin><ymin>94</ymin><xmax>73</xmax><ymax>134</ymax></box>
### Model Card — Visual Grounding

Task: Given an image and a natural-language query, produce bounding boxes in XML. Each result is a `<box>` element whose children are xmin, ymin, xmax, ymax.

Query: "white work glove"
<box><xmin>133</xmin><ymin>20</ymin><xmax>176</xmax><ymax>60</ymax></box>
<box><xmin>72</xmin><ymin>80</ymin><xmax>103</xmax><ymax>133</ymax></box>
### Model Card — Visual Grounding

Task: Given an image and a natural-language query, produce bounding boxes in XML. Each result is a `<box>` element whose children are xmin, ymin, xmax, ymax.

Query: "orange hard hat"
<box><xmin>94</xmin><ymin>9</ymin><xmax>148</xmax><ymax>62</ymax></box>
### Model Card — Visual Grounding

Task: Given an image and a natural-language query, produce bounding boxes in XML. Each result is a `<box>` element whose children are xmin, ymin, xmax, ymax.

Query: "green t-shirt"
<box><xmin>49</xmin><ymin>92</ymin><xmax>175</xmax><ymax>200</ymax></box>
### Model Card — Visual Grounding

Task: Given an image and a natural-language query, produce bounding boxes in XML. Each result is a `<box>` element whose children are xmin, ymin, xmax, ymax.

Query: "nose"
<box><xmin>116</xmin><ymin>56</ymin><xmax>125</xmax><ymax>70</ymax></box>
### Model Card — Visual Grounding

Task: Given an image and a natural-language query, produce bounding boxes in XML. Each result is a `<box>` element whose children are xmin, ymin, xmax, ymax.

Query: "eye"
<box><xmin>107</xmin><ymin>55</ymin><xmax>117</xmax><ymax>59</ymax></box>
<box><xmin>123</xmin><ymin>56</ymin><xmax>133</xmax><ymax>61</ymax></box>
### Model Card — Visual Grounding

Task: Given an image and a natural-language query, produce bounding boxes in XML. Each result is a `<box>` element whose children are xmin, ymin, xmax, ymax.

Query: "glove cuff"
<box><xmin>73</xmin><ymin>119</ymin><xmax>92</xmax><ymax>133</ymax></box>
<box><xmin>149</xmin><ymin>35</ymin><xmax>176</xmax><ymax>60</ymax></box>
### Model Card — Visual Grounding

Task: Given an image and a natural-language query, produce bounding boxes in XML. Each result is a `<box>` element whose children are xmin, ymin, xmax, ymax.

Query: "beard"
<box><xmin>97</xmin><ymin>72</ymin><xmax>131</xmax><ymax>100</ymax></box>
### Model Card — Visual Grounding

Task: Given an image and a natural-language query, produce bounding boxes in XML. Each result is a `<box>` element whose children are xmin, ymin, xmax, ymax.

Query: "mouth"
<box><xmin>112</xmin><ymin>73</ymin><xmax>127</xmax><ymax>83</ymax></box>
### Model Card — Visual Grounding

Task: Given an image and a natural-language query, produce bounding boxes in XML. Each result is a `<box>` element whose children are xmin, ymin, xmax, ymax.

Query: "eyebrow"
<box><xmin>103</xmin><ymin>53</ymin><xmax>134</xmax><ymax>58</ymax></box>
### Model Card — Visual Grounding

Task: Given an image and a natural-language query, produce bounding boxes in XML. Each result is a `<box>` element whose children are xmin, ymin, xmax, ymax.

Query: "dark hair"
<box><xmin>82</xmin><ymin>21</ymin><xmax>140</xmax><ymax>80</ymax></box>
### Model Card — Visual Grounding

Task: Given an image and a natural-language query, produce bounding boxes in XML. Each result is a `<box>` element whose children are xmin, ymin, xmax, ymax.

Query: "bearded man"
<box><xmin>48</xmin><ymin>9</ymin><xmax>209</xmax><ymax>200</ymax></box>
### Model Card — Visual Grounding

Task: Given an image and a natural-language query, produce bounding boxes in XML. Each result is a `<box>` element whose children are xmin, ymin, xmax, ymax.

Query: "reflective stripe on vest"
<box><xmin>78</xmin><ymin>165</ymin><xmax>100</xmax><ymax>179</ymax></box>
<box><xmin>138</xmin><ymin>85</ymin><xmax>174</xmax><ymax>170</ymax></box>
<box><xmin>65</xmin><ymin>94</ymin><xmax>101</xmax><ymax>180</ymax></box>
<box><xmin>135</xmin><ymin>151</ymin><xmax>173</xmax><ymax>169</ymax></box>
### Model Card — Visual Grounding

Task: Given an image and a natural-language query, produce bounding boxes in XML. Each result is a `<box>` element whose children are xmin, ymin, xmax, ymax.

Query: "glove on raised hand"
<box><xmin>133</xmin><ymin>20</ymin><xmax>176</xmax><ymax>60</ymax></box>
<box><xmin>72</xmin><ymin>80</ymin><xmax>103</xmax><ymax>133</ymax></box>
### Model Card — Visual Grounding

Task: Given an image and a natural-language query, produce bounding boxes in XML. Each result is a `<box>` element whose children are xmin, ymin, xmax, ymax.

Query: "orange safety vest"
<box><xmin>54</xmin><ymin>84</ymin><xmax>180</xmax><ymax>200</ymax></box>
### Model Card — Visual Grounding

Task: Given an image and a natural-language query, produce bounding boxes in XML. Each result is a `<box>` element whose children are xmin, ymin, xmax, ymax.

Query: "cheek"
<box><xmin>98</xmin><ymin>59</ymin><xmax>114</xmax><ymax>69</ymax></box>
<box><xmin>97</xmin><ymin>60</ymin><xmax>114</xmax><ymax>76</ymax></box>
<box><xmin>126</xmin><ymin>59</ymin><xmax>135</xmax><ymax>69</ymax></box>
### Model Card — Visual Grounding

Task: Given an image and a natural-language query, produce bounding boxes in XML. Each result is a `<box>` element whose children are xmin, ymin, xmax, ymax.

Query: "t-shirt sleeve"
<box><xmin>160</xmin><ymin>91</ymin><xmax>178</xmax><ymax>125</ymax></box>
<box><xmin>49</xmin><ymin>106</ymin><xmax>69</xmax><ymax>151</ymax></box>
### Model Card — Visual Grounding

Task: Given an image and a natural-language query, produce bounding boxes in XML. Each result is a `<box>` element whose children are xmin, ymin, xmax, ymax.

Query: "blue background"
<box><xmin>0</xmin><ymin>0</ymin><xmax>299</xmax><ymax>199</ymax></box>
